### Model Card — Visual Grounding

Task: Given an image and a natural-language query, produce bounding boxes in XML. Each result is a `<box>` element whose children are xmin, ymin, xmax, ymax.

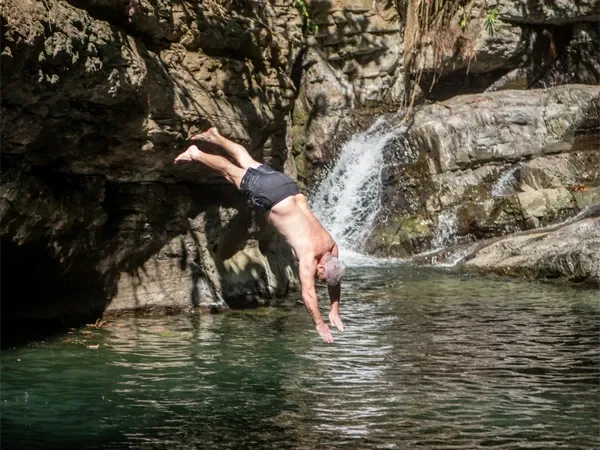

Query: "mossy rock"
<box><xmin>368</xmin><ymin>214</ymin><xmax>432</xmax><ymax>249</ymax></box>
<box><xmin>496</xmin><ymin>195</ymin><xmax>523</xmax><ymax>216</ymax></box>
<box><xmin>455</xmin><ymin>195</ymin><xmax>528</xmax><ymax>239</ymax></box>
<box><xmin>396</xmin><ymin>215</ymin><xmax>433</xmax><ymax>239</ymax></box>
<box><xmin>292</xmin><ymin>105</ymin><xmax>309</xmax><ymax>128</ymax></box>
<box><xmin>292</xmin><ymin>124</ymin><xmax>307</xmax><ymax>156</ymax></box>
<box><xmin>294</xmin><ymin>153</ymin><xmax>308</xmax><ymax>181</ymax></box>
<box><xmin>573</xmin><ymin>185</ymin><xmax>600</xmax><ymax>209</ymax></box>
<box><xmin>463</xmin><ymin>184</ymin><xmax>490</xmax><ymax>203</ymax></box>
<box><xmin>456</xmin><ymin>201</ymin><xmax>488</xmax><ymax>235</ymax></box>
<box><xmin>413</xmin><ymin>152</ymin><xmax>435</xmax><ymax>178</ymax></box>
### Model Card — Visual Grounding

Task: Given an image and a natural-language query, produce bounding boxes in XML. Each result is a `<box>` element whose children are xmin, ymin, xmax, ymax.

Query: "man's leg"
<box><xmin>191</xmin><ymin>127</ymin><xmax>260</xmax><ymax>170</ymax></box>
<box><xmin>174</xmin><ymin>144</ymin><xmax>245</xmax><ymax>188</ymax></box>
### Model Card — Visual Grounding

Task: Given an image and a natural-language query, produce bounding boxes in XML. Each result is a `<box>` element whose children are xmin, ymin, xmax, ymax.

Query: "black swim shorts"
<box><xmin>240</xmin><ymin>165</ymin><xmax>300</xmax><ymax>210</ymax></box>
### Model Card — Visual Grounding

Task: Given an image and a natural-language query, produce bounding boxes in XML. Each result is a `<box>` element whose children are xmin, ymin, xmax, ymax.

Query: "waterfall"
<box><xmin>310</xmin><ymin>118</ymin><xmax>407</xmax><ymax>266</ymax></box>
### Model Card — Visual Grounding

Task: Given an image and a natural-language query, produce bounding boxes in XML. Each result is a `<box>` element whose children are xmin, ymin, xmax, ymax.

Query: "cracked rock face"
<box><xmin>2</xmin><ymin>0</ymin><xmax>301</xmax><ymax>182</ymax></box>
<box><xmin>365</xmin><ymin>84</ymin><xmax>600</xmax><ymax>258</ymax></box>
<box><xmin>1</xmin><ymin>0</ymin><xmax>303</xmax><ymax>321</ymax></box>
<box><xmin>2</xmin><ymin>0</ymin><xmax>599</xmax><ymax>325</ymax></box>
<box><xmin>406</xmin><ymin>0</ymin><xmax>600</xmax><ymax>100</ymax></box>
<box><xmin>461</xmin><ymin>214</ymin><xmax>600</xmax><ymax>288</ymax></box>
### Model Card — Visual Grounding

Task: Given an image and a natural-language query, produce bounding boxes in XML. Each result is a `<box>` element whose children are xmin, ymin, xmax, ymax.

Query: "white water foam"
<box><xmin>431</xmin><ymin>209</ymin><xmax>458</xmax><ymax>250</ymax></box>
<box><xmin>491</xmin><ymin>165</ymin><xmax>520</xmax><ymax>198</ymax></box>
<box><xmin>310</xmin><ymin>118</ymin><xmax>406</xmax><ymax>267</ymax></box>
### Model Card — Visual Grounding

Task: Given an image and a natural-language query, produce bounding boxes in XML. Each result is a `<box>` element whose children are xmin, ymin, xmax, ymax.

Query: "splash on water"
<box><xmin>310</xmin><ymin>118</ymin><xmax>408</xmax><ymax>267</ymax></box>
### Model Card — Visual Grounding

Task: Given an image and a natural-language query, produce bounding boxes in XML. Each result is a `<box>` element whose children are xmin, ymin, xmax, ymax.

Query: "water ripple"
<box><xmin>2</xmin><ymin>268</ymin><xmax>599</xmax><ymax>449</ymax></box>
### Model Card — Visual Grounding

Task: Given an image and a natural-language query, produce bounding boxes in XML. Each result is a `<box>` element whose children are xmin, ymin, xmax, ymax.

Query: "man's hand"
<box><xmin>316</xmin><ymin>321</ymin><xmax>334</xmax><ymax>343</ymax></box>
<box><xmin>328</xmin><ymin>310</ymin><xmax>344</xmax><ymax>332</ymax></box>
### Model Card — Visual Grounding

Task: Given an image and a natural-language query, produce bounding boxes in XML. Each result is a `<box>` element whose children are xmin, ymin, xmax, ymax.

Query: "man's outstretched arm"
<box><xmin>299</xmin><ymin>258</ymin><xmax>334</xmax><ymax>343</ymax></box>
<box><xmin>327</xmin><ymin>244</ymin><xmax>344</xmax><ymax>332</ymax></box>
<box><xmin>327</xmin><ymin>283</ymin><xmax>344</xmax><ymax>332</ymax></box>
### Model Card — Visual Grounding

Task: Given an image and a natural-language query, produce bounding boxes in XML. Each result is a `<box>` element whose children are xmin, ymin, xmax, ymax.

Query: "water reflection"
<box><xmin>2</xmin><ymin>267</ymin><xmax>599</xmax><ymax>449</ymax></box>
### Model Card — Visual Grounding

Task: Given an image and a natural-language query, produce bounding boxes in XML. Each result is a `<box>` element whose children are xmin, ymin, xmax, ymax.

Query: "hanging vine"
<box><xmin>399</xmin><ymin>0</ymin><xmax>477</xmax><ymax>113</ymax></box>
<box><xmin>292</xmin><ymin>0</ymin><xmax>318</xmax><ymax>34</ymax></box>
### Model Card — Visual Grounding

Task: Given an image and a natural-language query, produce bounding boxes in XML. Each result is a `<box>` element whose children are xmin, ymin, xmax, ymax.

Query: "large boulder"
<box><xmin>365</xmin><ymin>84</ymin><xmax>600</xmax><ymax>258</ymax></box>
<box><xmin>461</xmin><ymin>215</ymin><xmax>600</xmax><ymax>287</ymax></box>
<box><xmin>408</xmin><ymin>84</ymin><xmax>600</xmax><ymax>171</ymax></box>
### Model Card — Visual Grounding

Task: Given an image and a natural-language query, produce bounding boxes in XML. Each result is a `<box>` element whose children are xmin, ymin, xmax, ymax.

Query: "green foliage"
<box><xmin>484</xmin><ymin>6</ymin><xmax>500</xmax><ymax>36</ymax></box>
<box><xmin>293</xmin><ymin>0</ymin><xmax>318</xmax><ymax>34</ymax></box>
<box><xmin>458</xmin><ymin>6</ymin><xmax>468</xmax><ymax>30</ymax></box>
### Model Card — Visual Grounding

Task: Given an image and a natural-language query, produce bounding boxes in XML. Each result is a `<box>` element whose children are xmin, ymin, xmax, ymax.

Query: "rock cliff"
<box><xmin>1</xmin><ymin>0</ymin><xmax>599</xmax><ymax>327</ymax></box>
<box><xmin>1</xmin><ymin>0</ymin><xmax>304</xmax><ymax>322</ymax></box>
<box><xmin>403</xmin><ymin>0</ymin><xmax>600</xmax><ymax>99</ymax></box>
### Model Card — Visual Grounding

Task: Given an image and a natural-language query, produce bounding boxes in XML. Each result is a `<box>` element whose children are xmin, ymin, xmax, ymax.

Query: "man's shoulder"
<box><xmin>297</xmin><ymin>251</ymin><xmax>318</xmax><ymax>264</ymax></box>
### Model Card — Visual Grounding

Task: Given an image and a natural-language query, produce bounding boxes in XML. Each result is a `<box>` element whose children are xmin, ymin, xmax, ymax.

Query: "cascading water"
<box><xmin>431</xmin><ymin>209</ymin><xmax>458</xmax><ymax>250</ymax></box>
<box><xmin>310</xmin><ymin>118</ymin><xmax>407</xmax><ymax>266</ymax></box>
<box><xmin>491</xmin><ymin>164</ymin><xmax>520</xmax><ymax>198</ymax></box>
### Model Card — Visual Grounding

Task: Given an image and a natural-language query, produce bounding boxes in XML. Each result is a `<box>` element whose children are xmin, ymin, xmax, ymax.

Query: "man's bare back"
<box><xmin>174</xmin><ymin>128</ymin><xmax>345</xmax><ymax>343</ymax></box>
<box><xmin>268</xmin><ymin>193</ymin><xmax>335</xmax><ymax>263</ymax></box>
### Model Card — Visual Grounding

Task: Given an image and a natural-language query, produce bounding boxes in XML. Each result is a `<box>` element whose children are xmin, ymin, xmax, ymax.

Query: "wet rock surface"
<box><xmin>460</xmin><ymin>213</ymin><xmax>600</xmax><ymax>288</ymax></box>
<box><xmin>366</xmin><ymin>84</ymin><xmax>600</xmax><ymax>258</ymax></box>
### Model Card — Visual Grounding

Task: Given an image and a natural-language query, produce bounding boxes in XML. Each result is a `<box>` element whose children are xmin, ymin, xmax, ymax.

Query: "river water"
<box><xmin>2</xmin><ymin>266</ymin><xmax>599</xmax><ymax>449</ymax></box>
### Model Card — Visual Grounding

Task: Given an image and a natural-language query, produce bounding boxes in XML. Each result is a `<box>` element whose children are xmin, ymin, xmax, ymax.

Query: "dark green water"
<box><xmin>2</xmin><ymin>266</ymin><xmax>599</xmax><ymax>449</ymax></box>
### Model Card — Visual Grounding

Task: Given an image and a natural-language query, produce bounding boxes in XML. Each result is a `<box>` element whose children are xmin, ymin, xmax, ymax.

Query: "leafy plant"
<box><xmin>484</xmin><ymin>6</ymin><xmax>500</xmax><ymax>36</ymax></box>
<box><xmin>293</xmin><ymin>0</ymin><xmax>318</xmax><ymax>34</ymax></box>
<box><xmin>401</xmin><ymin>0</ymin><xmax>475</xmax><ymax>115</ymax></box>
<box><xmin>458</xmin><ymin>6</ymin><xmax>468</xmax><ymax>30</ymax></box>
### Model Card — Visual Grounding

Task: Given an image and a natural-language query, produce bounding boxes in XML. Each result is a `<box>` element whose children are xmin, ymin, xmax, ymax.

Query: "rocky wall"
<box><xmin>407</xmin><ymin>0</ymin><xmax>600</xmax><ymax>99</ymax></box>
<box><xmin>1</xmin><ymin>0</ymin><xmax>303</xmax><ymax>322</ymax></box>
<box><xmin>365</xmin><ymin>84</ymin><xmax>600</xmax><ymax>258</ymax></box>
<box><xmin>290</xmin><ymin>0</ymin><xmax>405</xmax><ymax>184</ymax></box>
<box><xmin>292</xmin><ymin>0</ymin><xmax>600</xmax><ymax>186</ymax></box>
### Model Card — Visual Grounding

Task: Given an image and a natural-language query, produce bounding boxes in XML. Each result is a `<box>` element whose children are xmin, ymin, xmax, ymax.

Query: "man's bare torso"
<box><xmin>268</xmin><ymin>194</ymin><xmax>335</xmax><ymax>262</ymax></box>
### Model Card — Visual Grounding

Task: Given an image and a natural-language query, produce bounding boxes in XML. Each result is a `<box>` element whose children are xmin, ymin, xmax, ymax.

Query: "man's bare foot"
<box><xmin>190</xmin><ymin>127</ymin><xmax>220</xmax><ymax>143</ymax></box>
<box><xmin>174</xmin><ymin>144</ymin><xmax>202</xmax><ymax>164</ymax></box>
